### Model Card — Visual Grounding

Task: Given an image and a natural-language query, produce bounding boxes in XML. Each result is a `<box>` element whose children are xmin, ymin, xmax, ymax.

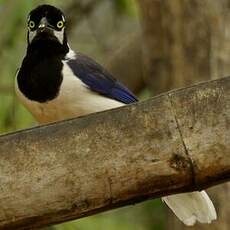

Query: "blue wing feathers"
<box><xmin>66</xmin><ymin>53</ymin><xmax>138</xmax><ymax>104</ymax></box>
<box><xmin>112</xmin><ymin>87</ymin><xmax>136</xmax><ymax>103</ymax></box>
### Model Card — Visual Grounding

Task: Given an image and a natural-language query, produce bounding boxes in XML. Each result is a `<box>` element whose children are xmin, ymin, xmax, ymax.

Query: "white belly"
<box><xmin>15</xmin><ymin>62</ymin><xmax>124</xmax><ymax>124</ymax></box>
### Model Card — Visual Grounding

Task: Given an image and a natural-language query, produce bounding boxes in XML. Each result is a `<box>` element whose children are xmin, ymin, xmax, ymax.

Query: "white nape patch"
<box><xmin>15</xmin><ymin>62</ymin><xmax>124</xmax><ymax>124</ymax></box>
<box><xmin>65</xmin><ymin>48</ymin><xmax>76</xmax><ymax>60</ymax></box>
<box><xmin>29</xmin><ymin>30</ymin><xmax>36</xmax><ymax>44</ymax></box>
<box><xmin>54</xmin><ymin>29</ymin><xmax>64</xmax><ymax>44</ymax></box>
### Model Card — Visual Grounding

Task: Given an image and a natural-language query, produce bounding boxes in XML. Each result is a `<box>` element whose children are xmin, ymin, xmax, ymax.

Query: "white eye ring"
<box><xmin>57</xmin><ymin>21</ymin><xmax>64</xmax><ymax>29</ymax></box>
<box><xmin>28</xmin><ymin>20</ymin><xmax>35</xmax><ymax>29</ymax></box>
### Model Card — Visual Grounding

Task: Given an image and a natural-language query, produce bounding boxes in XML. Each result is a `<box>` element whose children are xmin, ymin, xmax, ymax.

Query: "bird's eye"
<box><xmin>28</xmin><ymin>20</ymin><xmax>36</xmax><ymax>29</ymax></box>
<box><xmin>57</xmin><ymin>21</ymin><xmax>64</xmax><ymax>29</ymax></box>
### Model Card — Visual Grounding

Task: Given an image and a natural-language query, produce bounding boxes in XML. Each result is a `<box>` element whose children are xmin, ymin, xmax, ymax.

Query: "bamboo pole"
<box><xmin>0</xmin><ymin>77</ymin><xmax>229</xmax><ymax>230</ymax></box>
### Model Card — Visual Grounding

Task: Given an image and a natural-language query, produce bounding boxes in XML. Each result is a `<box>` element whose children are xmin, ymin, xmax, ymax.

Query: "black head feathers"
<box><xmin>28</xmin><ymin>5</ymin><xmax>65</xmax><ymax>28</ymax></box>
<box><xmin>27</xmin><ymin>5</ymin><xmax>68</xmax><ymax>48</ymax></box>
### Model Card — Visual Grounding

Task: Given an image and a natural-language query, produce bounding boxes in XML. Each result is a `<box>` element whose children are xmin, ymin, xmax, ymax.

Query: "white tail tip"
<box><xmin>162</xmin><ymin>191</ymin><xmax>217</xmax><ymax>226</ymax></box>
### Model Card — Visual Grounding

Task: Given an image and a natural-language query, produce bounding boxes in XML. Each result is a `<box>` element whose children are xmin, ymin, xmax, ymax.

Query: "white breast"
<box><xmin>15</xmin><ymin>62</ymin><xmax>124</xmax><ymax>124</ymax></box>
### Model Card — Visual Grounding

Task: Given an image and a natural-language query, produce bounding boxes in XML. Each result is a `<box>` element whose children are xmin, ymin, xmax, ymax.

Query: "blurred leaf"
<box><xmin>138</xmin><ymin>88</ymin><xmax>152</xmax><ymax>100</ymax></box>
<box><xmin>113</xmin><ymin>0</ymin><xmax>138</xmax><ymax>16</ymax></box>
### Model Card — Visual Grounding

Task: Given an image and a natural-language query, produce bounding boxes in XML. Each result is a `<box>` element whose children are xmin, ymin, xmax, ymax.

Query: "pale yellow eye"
<box><xmin>28</xmin><ymin>20</ymin><xmax>35</xmax><ymax>29</ymax></box>
<box><xmin>57</xmin><ymin>21</ymin><xmax>64</xmax><ymax>29</ymax></box>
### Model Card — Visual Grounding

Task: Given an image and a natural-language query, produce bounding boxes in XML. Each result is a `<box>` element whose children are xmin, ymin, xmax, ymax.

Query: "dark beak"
<box><xmin>37</xmin><ymin>18</ymin><xmax>52</xmax><ymax>34</ymax></box>
<box><xmin>33</xmin><ymin>17</ymin><xmax>58</xmax><ymax>43</ymax></box>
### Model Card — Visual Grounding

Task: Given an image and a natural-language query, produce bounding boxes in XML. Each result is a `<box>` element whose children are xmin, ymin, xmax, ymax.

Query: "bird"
<box><xmin>15</xmin><ymin>4</ymin><xmax>217</xmax><ymax>226</ymax></box>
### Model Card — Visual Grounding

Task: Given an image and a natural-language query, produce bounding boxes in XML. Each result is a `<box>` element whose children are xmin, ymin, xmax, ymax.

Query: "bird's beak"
<box><xmin>37</xmin><ymin>17</ymin><xmax>51</xmax><ymax>33</ymax></box>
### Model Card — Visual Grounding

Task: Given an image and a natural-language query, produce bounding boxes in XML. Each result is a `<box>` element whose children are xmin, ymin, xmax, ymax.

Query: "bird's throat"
<box><xmin>17</xmin><ymin>40</ymin><xmax>67</xmax><ymax>103</ymax></box>
<box><xmin>28</xmin><ymin>37</ymin><xmax>68</xmax><ymax>57</ymax></box>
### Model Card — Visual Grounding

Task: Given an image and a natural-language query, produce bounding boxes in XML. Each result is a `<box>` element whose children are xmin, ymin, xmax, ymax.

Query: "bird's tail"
<box><xmin>162</xmin><ymin>191</ymin><xmax>217</xmax><ymax>226</ymax></box>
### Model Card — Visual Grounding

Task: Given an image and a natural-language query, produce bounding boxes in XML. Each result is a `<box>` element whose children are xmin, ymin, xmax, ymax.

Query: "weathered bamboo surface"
<box><xmin>0</xmin><ymin>77</ymin><xmax>229</xmax><ymax>230</ymax></box>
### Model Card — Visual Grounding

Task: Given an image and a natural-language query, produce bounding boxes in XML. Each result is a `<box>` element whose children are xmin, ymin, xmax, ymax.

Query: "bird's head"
<box><xmin>27</xmin><ymin>5</ymin><xmax>67</xmax><ymax>47</ymax></box>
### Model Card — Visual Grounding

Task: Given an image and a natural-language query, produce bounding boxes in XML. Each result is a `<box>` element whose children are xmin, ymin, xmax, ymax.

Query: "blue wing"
<box><xmin>65</xmin><ymin>53</ymin><xmax>138</xmax><ymax>104</ymax></box>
